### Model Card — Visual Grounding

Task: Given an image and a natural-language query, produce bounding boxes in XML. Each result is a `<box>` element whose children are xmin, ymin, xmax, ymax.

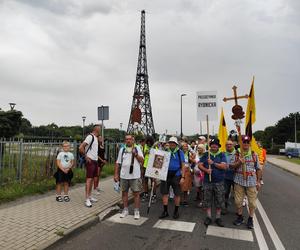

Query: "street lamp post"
<box><xmin>119</xmin><ymin>123</ymin><xmax>123</xmax><ymax>142</ymax></box>
<box><xmin>180</xmin><ymin>94</ymin><xmax>187</xmax><ymax>139</ymax></box>
<box><xmin>9</xmin><ymin>103</ymin><xmax>16</xmax><ymax>110</ymax></box>
<box><xmin>295</xmin><ymin>112</ymin><xmax>299</xmax><ymax>148</ymax></box>
<box><xmin>82</xmin><ymin>116</ymin><xmax>86</xmax><ymax>140</ymax></box>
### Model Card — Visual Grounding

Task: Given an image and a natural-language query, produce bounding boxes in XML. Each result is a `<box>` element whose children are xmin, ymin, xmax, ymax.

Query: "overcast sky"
<box><xmin>0</xmin><ymin>0</ymin><xmax>299</xmax><ymax>135</ymax></box>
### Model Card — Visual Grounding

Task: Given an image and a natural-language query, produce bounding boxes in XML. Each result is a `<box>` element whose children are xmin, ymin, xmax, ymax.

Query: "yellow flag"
<box><xmin>246</xmin><ymin>76</ymin><xmax>256</xmax><ymax>126</ymax></box>
<box><xmin>251</xmin><ymin>136</ymin><xmax>262</xmax><ymax>159</ymax></box>
<box><xmin>218</xmin><ymin>108</ymin><xmax>228</xmax><ymax>152</ymax></box>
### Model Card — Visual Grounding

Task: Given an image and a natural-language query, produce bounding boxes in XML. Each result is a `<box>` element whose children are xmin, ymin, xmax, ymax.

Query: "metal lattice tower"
<box><xmin>127</xmin><ymin>10</ymin><xmax>155</xmax><ymax>136</ymax></box>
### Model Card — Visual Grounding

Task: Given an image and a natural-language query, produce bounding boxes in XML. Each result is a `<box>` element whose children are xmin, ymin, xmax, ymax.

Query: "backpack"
<box><xmin>79</xmin><ymin>134</ymin><xmax>95</xmax><ymax>165</ymax></box>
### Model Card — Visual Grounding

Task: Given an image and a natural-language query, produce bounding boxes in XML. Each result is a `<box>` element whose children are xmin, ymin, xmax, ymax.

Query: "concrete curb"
<box><xmin>267</xmin><ymin>160</ymin><xmax>300</xmax><ymax>178</ymax></box>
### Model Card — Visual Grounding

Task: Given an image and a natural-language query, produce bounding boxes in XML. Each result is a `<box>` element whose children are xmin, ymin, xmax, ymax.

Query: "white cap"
<box><xmin>168</xmin><ymin>136</ymin><xmax>178</xmax><ymax>145</ymax></box>
<box><xmin>198</xmin><ymin>136</ymin><xmax>206</xmax><ymax>141</ymax></box>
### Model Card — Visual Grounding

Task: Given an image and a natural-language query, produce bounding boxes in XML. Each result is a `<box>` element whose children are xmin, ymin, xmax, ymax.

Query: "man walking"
<box><xmin>114</xmin><ymin>134</ymin><xmax>144</xmax><ymax>219</ymax></box>
<box><xmin>79</xmin><ymin>125</ymin><xmax>101</xmax><ymax>208</ymax></box>
<box><xmin>159</xmin><ymin>137</ymin><xmax>185</xmax><ymax>219</ymax></box>
<box><xmin>198</xmin><ymin>139</ymin><xmax>227</xmax><ymax>227</ymax></box>
<box><xmin>233</xmin><ymin>135</ymin><xmax>262</xmax><ymax>229</ymax></box>
<box><xmin>223</xmin><ymin>140</ymin><xmax>239</xmax><ymax>214</ymax></box>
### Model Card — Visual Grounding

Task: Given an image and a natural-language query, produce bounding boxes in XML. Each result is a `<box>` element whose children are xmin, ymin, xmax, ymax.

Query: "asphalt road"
<box><xmin>51</xmin><ymin>163</ymin><xmax>300</xmax><ymax>250</ymax></box>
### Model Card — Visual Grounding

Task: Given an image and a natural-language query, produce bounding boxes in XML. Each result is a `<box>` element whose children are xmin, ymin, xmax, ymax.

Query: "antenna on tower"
<box><xmin>127</xmin><ymin>10</ymin><xmax>155</xmax><ymax>136</ymax></box>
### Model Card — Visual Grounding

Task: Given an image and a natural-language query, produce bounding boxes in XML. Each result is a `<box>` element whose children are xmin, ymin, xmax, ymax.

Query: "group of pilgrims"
<box><xmin>114</xmin><ymin>133</ymin><xmax>266</xmax><ymax>230</ymax></box>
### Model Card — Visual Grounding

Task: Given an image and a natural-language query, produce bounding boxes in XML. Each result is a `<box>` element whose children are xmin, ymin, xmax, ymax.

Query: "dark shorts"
<box><xmin>54</xmin><ymin>168</ymin><xmax>73</xmax><ymax>184</ymax></box>
<box><xmin>160</xmin><ymin>173</ymin><xmax>181</xmax><ymax>196</ymax></box>
<box><xmin>203</xmin><ymin>182</ymin><xmax>225</xmax><ymax>209</ymax></box>
<box><xmin>86</xmin><ymin>160</ymin><xmax>98</xmax><ymax>178</ymax></box>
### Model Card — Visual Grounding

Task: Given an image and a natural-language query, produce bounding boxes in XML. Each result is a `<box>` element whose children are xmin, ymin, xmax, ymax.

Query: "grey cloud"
<box><xmin>15</xmin><ymin>0</ymin><xmax>114</xmax><ymax>17</ymax></box>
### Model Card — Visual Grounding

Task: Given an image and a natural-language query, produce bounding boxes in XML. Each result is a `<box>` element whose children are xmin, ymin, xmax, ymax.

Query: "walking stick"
<box><xmin>235</xmin><ymin>121</ymin><xmax>247</xmax><ymax>180</ymax></box>
<box><xmin>147</xmin><ymin>179</ymin><xmax>155</xmax><ymax>214</ymax></box>
<box><xmin>206</xmin><ymin>115</ymin><xmax>211</xmax><ymax>182</ymax></box>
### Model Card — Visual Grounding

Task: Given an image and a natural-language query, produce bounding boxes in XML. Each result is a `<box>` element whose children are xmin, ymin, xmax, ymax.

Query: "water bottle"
<box><xmin>113</xmin><ymin>181</ymin><xmax>120</xmax><ymax>193</ymax></box>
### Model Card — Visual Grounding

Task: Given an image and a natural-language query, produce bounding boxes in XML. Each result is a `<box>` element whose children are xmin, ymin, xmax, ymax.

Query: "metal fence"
<box><xmin>0</xmin><ymin>138</ymin><xmax>121</xmax><ymax>186</ymax></box>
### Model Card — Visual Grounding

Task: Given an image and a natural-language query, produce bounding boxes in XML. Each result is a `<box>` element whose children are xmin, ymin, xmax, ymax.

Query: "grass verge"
<box><xmin>0</xmin><ymin>164</ymin><xmax>114</xmax><ymax>204</ymax></box>
<box><xmin>278</xmin><ymin>156</ymin><xmax>300</xmax><ymax>165</ymax></box>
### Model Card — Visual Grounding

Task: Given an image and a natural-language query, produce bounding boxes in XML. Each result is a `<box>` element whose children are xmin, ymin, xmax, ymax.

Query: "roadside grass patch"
<box><xmin>0</xmin><ymin>164</ymin><xmax>114</xmax><ymax>203</ymax></box>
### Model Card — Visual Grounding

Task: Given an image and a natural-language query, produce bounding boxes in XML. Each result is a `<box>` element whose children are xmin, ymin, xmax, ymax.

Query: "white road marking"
<box><xmin>153</xmin><ymin>220</ymin><xmax>195</xmax><ymax>232</ymax></box>
<box><xmin>253</xmin><ymin>213</ymin><xmax>269</xmax><ymax>250</ymax></box>
<box><xmin>206</xmin><ymin>225</ymin><xmax>254</xmax><ymax>242</ymax></box>
<box><xmin>257</xmin><ymin>199</ymin><xmax>285</xmax><ymax>250</ymax></box>
<box><xmin>246</xmin><ymin>199</ymin><xmax>269</xmax><ymax>250</ymax></box>
<box><xmin>106</xmin><ymin>214</ymin><xmax>148</xmax><ymax>226</ymax></box>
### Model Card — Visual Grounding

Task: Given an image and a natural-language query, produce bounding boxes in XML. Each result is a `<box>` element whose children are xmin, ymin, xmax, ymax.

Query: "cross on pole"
<box><xmin>223</xmin><ymin>86</ymin><xmax>248</xmax><ymax>105</ymax></box>
<box><xmin>223</xmin><ymin>85</ymin><xmax>249</xmax><ymax>180</ymax></box>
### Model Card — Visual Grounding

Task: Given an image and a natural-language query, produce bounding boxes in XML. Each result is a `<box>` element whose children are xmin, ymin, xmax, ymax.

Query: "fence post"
<box><xmin>18</xmin><ymin>138</ymin><xmax>24</xmax><ymax>183</ymax></box>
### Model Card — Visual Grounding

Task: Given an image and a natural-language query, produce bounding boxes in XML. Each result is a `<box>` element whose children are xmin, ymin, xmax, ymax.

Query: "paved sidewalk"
<box><xmin>0</xmin><ymin>177</ymin><xmax>122</xmax><ymax>250</ymax></box>
<box><xmin>267</xmin><ymin>155</ymin><xmax>300</xmax><ymax>177</ymax></box>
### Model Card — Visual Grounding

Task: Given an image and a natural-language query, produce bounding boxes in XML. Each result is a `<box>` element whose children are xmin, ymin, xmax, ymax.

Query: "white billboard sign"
<box><xmin>196</xmin><ymin>91</ymin><xmax>218</xmax><ymax>121</ymax></box>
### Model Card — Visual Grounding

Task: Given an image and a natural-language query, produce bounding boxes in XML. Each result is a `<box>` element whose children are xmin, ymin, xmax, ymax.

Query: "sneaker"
<box><xmin>89</xmin><ymin>197</ymin><xmax>98</xmax><ymax>203</ymax></box>
<box><xmin>159</xmin><ymin>211</ymin><xmax>169</xmax><ymax>219</ymax></box>
<box><xmin>215</xmin><ymin>218</ymin><xmax>225</xmax><ymax>227</ymax></box>
<box><xmin>56</xmin><ymin>196</ymin><xmax>63</xmax><ymax>202</ymax></box>
<box><xmin>247</xmin><ymin>217</ymin><xmax>254</xmax><ymax>229</ymax></box>
<box><xmin>64</xmin><ymin>195</ymin><xmax>70</xmax><ymax>202</ymax></box>
<box><xmin>204</xmin><ymin>217</ymin><xmax>212</xmax><ymax>226</ymax></box>
<box><xmin>233</xmin><ymin>215</ymin><xmax>244</xmax><ymax>226</ymax></box>
<box><xmin>134</xmin><ymin>209</ymin><xmax>140</xmax><ymax>220</ymax></box>
<box><xmin>93</xmin><ymin>190</ymin><xmax>101</xmax><ymax>195</ymax></box>
<box><xmin>260</xmin><ymin>179</ymin><xmax>264</xmax><ymax>185</ymax></box>
<box><xmin>197</xmin><ymin>202</ymin><xmax>203</xmax><ymax>208</ymax></box>
<box><xmin>173</xmin><ymin>211</ymin><xmax>179</xmax><ymax>219</ymax></box>
<box><xmin>85</xmin><ymin>199</ymin><xmax>92</xmax><ymax>207</ymax></box>
<box><xmin>120</xmin><ymin>208</ymin><xmax>129</xmax><ymax>218</ymax></box>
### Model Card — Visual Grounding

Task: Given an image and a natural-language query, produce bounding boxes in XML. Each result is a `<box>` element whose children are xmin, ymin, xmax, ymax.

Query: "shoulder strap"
<box><xmin>120</xmin><ymin>147</ymin><xmax>126</xmax><ymax>167</ymax></box>
<box><xmin>86</xmin><ymin>134</ymin><xmax>94</xmax><ymax>153</ymax></box>
<box><xmin>177</xmin><ymin>150</ymin><xmax>182</xmax><ymax>168</ymax></box>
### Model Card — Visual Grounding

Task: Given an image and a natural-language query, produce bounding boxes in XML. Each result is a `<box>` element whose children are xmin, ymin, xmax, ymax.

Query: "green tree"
<box><xmin>0</xmin><ymin>110</ymin><xmax>23</xmax><ymax>138</ymax></box>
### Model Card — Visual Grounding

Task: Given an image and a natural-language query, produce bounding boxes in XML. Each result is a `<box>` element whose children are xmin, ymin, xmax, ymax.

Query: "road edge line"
<box><xmin>257</xmin><ymin>199</ymin><xmax>285</xmax><ymax>250</ymax></box>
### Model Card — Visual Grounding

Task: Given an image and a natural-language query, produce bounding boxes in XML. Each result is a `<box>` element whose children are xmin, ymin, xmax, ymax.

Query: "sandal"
<box><xmin>64</xmin><ymin>196</ymin><xmax>70</xmax><ymax>202</ymax></box>
<box><xmin>56</xmin><ymin>196</ymin><xmax>63</xmax><ymax>202</ymax></box>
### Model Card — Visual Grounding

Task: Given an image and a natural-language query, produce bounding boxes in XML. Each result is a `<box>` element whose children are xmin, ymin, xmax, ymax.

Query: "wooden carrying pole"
<box><xmin>235</xmin><ymin>122</ymin><xmax>247</xmax><ymax>180</ymax></box>
<box><xmin>206</xmin><ymin>115</ymin><xmax>211</xmax><ymax>182</ymax></box>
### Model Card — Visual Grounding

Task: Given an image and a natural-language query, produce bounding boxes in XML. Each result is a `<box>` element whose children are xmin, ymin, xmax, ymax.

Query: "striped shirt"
<box><xmin>234</xmin><ymin>150</ymin><xmax>261</xmax><ymax>187</ymax></box>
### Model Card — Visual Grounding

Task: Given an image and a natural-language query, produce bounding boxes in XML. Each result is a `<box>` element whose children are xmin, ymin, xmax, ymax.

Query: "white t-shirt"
<box><xmin>57</xmin><ymin>152</ymin><xmax>74</xmax><ymax>168</ymax></box>
<box><xmin>84</xmin><ymin>134</ymin><xmax>98</xmax><ymax>161</ymax></box>
<box><xmin>116</xmin><ymin>145</ymin><xmax>144</xmax><ymax>180</ymax></box>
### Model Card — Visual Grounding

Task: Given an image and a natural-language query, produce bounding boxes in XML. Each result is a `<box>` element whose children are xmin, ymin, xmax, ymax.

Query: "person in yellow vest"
<box><xmin>233</xmin><ymin>136</ymin><xmax>262</xmax><ymax>229</ymax></box>
<box><xmin>257</xmin><ymin>142</ymin><xmax>267</xmax><ymax>185</ymax></box>
<box><xmin>141</xmin><ymin>136</ymin><xmax>156</xmax><ymax>203</ymax></box>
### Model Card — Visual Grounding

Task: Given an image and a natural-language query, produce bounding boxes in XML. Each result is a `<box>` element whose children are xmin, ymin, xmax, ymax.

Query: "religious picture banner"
<box><xmin>196</xmin><ymin>91</ymin><xmax>218</xmax><ymax>121</ymax></box>
<box><xmin>145</xmin><ymin>149</ymin><xmax>171</xmax><ymax>181</ymax></box>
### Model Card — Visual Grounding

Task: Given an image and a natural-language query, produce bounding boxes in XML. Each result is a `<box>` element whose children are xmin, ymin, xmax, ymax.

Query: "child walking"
<box><xmin>54</xmin><ymin>141</ymin><xmax>74</xmax><ymax>202</ymax></box>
